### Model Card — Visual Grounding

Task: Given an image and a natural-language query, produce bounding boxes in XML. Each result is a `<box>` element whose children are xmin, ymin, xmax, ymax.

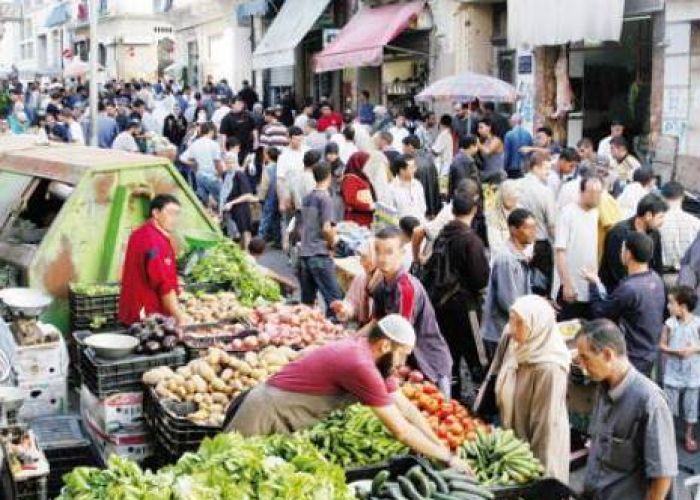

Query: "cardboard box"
<box><xmin>18</xmin><ymin>377</ymin><xmax>68</xmax><ymax>420</ymax></box>
<box><xmin>3</xmin><ymin>324</ymin><xmax>69</xmax><ymax>383</ymax></box>
<box><xmin>79</xmin><ymin>385</ymin><xmax>144</xmax><ymax>435</ymax></box>
<box><xmin>84</xmin><ymin>415</ymin><xmax>152</xmax><ymax>464</ymax></box>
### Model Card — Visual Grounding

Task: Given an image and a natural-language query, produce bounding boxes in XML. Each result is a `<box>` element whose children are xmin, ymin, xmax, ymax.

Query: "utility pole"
<box><xmin>88</xmin><ymin>0</ymin><xmax>98</xmax><ymax>146</ymax></box>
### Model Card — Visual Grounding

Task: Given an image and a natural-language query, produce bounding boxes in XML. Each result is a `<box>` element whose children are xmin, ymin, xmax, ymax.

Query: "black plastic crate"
<box><xmin>144</xmin><ymin>388</ymin><xmax>220</xmax><ymax>437</ymax></box>
<box><xmin>347</xmin><ymin>456</ymin><xmax>580</xmax><ymax>500</ymax></box>
<box><xmin>15</xmin><ymin>474</ymin><xmax>47</xmax><ymax>500</ymax></box>
<box><xmin>143</xmin><ymin>388</ymin><xmax>220</xmax><ymax>458</ymax></box>
<box><xmin>80</xmin><ymin>346</ymin><xmax>187</xmax><ymax>398</ymax></box>
<box><xmin>69</xmin><ymin>283</ymin><xmax>121</xmax><ymax>332</ymax></box>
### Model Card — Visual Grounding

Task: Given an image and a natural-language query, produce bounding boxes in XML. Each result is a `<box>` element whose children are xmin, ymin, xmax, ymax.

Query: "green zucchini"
<box><xmin>406</xmin><ymin>467</ymin><xmax>431</xmax><ymax>497</ymax></box>
<box><xmin>432</xmin><ymin>493</ymin><xmax>473</xmax><ymax>500</ymax></box>
<box><xmin>423</xmin><ymin>467</ymin><xmax>450</xmax><ymax>493</ymax></box>
<box><xmin>397</xmin><ymin>475</ymin><xmax>425</xmax><ymax>500</ymax></box>
<box><xmin>372</xmin><ymin>470</ymin><xmax>391</xmax><ymax>495</ymax></box>
<box><xmin>449</xmin><ymin>480</ymin><xmax>495</xmax><ymax>499</ymax></box>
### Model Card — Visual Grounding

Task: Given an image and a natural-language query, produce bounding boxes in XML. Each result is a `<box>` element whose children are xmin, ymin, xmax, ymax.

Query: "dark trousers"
<box><xmin>531</xmin><ymin>240</ymin><xmax>554</xmax><ymax>297</ymax></box>
<box><xmin>506</xmin><ymin>169</ymin><xmax>523</xmax><ymax>180</ymax></box>
<box><xmin>298</xmin><ymin>255</ymin><xmax>343</xmax><ymax>318</ymax></box>
<box><xmin>436</xmin><ymin>297</ymin><xmax>486</xmax><ymax>399</ymax></box>
<box><xmin>555</xmin><ymin>287</ymin><xmax>593</xmax><ymax>321</ymax></box>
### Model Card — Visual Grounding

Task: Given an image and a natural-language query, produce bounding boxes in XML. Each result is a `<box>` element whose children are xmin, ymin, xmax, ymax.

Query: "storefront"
<box><xmin>508</xmin><ymin>0</ymin><xmax>664</xmax><ymax>155</ymax></box>
<box><xmin>251</xmin><ymin>0</ymin><xmax>348</xmax><ymax>109</ymax></box>
<box><xmin>314</xmin><ymin>1</ymin><xmax>432</xmax><ymax>117</ymax></box>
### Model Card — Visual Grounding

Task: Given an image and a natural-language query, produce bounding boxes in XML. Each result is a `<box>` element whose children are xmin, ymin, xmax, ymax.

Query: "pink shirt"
<box><xmin>268</xmin><ymin>338</ymin><xmax>397</xmax><ymax>407</ymax></box>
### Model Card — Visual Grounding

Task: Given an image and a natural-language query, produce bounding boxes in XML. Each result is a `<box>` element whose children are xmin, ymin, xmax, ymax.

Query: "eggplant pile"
<box><xmin>127</xmin><ymin>314</ymin><xmax>181</xmax><ymax>355</ymax></box>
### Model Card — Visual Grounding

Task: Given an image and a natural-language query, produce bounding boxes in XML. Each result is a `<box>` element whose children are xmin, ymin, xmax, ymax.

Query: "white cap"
<box><xmin>378</xmin><ymin>314</ymin><xmax>416</xmax><ymax>347</ymax></box>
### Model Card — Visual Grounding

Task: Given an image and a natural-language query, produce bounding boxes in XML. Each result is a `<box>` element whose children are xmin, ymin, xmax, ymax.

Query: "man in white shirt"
<box><xmin>555</xmin><ymin>176</ymin><xmax>603</xmax><ymax>320</ymax></box>
<box><xmin>617</xmin><ymin>167</ymin><xmax>655</xmax><ymax>218</ymax></box>
<box><xmin>389</xmin><ymin>114</ymin><xmax>410</xmax><ymax>151</ymax></box>
<box><xmin>277</xmin><ymin>126</ymin><xmax>309</xmax><ymax>251</ymax></box>
<box><xmin>432</xmin><ymin>115</ymin><xmax>454</xmax><ymax>177</ymax></box>
<box><xmin>330</xmin><ymin>126</ymin><xmax>359</xmax><ymax>164</ymax></box>
<box><xmin>597</xmin><ymin>119</ymin><xmax>624</xmax><ymax>164</ymax></box>
<box><xmin>180</xmin><ymin>122</ymin><xmax>224</xmax><ymax>206</ymax></box>
<box><xmin>62</xmin><ymin>108</ymin><xmax>85</xmax><ymax>145</ymax></box>
<box><xmin>112</xmin><ymin>119</ymin><xmax>141</xmax><ymax>153</ymax></box>
<box><xmin>294</xmin><ymin>102</ymin><xmax>313</xmax><ymax>130</ymax></box>
<box><xmin>387</xmin><ymin>154</ymin><xmax>426</xmax><ymax>222</ymax></box>
<box><xmin>211</xmin><ymin>97</ymin><xmax>231</xmax><ymax>130</ymax></box>
<box><xmin>660</xmin><ymin>181</ymin><xmax>700</xmax><ymax>272</ymax></box>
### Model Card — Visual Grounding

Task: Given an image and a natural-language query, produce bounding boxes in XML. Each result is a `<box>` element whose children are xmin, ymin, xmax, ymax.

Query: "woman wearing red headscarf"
<box><xmin>341</xmin><ymin>151</ymin><xmax>376</xmax><ymax>227</ymax></box>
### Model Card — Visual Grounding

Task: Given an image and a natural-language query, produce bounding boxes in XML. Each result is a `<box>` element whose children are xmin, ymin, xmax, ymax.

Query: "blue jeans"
<box><xmin>259</xmin><ymin>201</ymin><xmax>281</xmax><ymax>244</ymax></box>
<box><xmin>298</xmin><ymin>255</ymin><xmax>343</xmax><ymax>318</ymax></box>
<box><xmin>196</xmin><ymin>172</ymin><xmax>221</xmax><ymax>206</ymax></box>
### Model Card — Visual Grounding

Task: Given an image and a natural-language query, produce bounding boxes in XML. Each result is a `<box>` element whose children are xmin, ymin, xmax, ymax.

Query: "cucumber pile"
<box><xmin>459</xmin><ymin>428</ymin><xmax>544</xmax><ymax>486</ymax></box>
<box><xmin>357</xmin><ymin>462</ymin><xmax>495</xmax><ymax>500</ymax></box>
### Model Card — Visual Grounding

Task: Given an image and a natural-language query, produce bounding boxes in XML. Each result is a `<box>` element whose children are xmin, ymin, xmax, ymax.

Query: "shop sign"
<box><xmin>517</xmin><ymin>55</ymin><xmax>532</xmax><ymax>75</ymax></box>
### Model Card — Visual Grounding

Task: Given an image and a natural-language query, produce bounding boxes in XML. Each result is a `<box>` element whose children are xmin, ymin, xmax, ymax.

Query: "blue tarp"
<box><xmin>45</xmin><ymin>2</ymin><xmax>70</xmax><ymax>28</ymax></box>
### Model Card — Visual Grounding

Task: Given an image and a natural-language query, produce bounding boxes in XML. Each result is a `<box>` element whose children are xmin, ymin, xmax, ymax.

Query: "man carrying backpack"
<box><xmin>424</xmin><ymin>191</ymin><xmax>490</xmax><ymax>398</ymax></box>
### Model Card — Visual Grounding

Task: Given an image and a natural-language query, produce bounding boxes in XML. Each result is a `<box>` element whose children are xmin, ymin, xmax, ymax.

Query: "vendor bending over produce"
<box><xmin>118</xmin><ymin>194</ymin><xmax>188</xmax><ymax>326</ymax></box>
<box><xmin>224</xmin><ymin>314</ymin><xmax>471</xmax><ymax>472</ymax></box>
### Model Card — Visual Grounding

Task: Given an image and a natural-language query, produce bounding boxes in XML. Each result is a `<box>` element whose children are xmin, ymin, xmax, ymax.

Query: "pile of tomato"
<box><xmin>401</xmin><ymin>381</ymin><xmax>490</xmax><ymax>450</ymax></box>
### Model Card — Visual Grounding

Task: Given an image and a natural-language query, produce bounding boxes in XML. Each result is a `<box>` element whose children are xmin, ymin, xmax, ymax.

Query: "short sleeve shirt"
<box><xmin>584</xmin><ymin>368</ymin><xmax>678</xmax><ymax>499</ymax></box>
<box><xmin>300</xmin><ymin>189</ymin><xmax>334</xmax><ymax>257</ymax></box>
<box><xmin>663</xmin><ymin>315</ymin><xmax>700</xmax><ymax>388</ymax></box>
<box><xmin>180</xmin><ymin>137</ymin><xmax>221</xmax><ymax>176</ymax></box>
<box><xmin>554</xmin><ymin>203</ymin><xmax>599</xmax><ymax>301</ymax></box>
<box><xmin>268</xmin><ymin>338</ymin><xmax>397</xmax><ymax>407</ymax></box>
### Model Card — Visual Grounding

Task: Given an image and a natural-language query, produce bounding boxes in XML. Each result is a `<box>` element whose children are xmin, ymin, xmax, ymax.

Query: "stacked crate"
<box><xmin>78</xmin><ymin>345</ymin><xmax>186</xmax><ymax>465</ymax></box>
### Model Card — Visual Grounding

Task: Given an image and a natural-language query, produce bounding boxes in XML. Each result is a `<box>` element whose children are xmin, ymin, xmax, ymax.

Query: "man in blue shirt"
<box><xmin>582</xmin><ymin>232</ymin><xmax>666</xmax><ymax>377</ymax></box>
<box><xmin>503</xmin><ymin>114</ymin><xmax>533</xmax><ymax>179</ymax></box>
<box><xmin>96</xmin><ymin>100</ymin><xmax>119</xmax><ymax>149</ymax></box>
<box><xmin>357</xmin><ymin>90</ymin><xmax>375</xmax><ymax>126</ymax></box>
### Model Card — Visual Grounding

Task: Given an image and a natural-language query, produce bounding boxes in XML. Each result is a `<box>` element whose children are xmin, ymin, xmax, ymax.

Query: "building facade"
<box><xmin>166</xmin><ymin>0</ymin><xmax>252</xmax><ymax>90</ymax></box>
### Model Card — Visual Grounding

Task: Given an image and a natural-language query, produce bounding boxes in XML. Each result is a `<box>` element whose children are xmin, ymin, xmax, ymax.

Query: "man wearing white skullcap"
<box><xmin>224</xmin><ymin>314</ymin><xmax>471</xmax><ymax>473</ymax></box>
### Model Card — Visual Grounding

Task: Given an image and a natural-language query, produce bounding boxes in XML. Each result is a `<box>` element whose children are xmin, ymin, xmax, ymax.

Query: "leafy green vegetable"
<box><xmin>70</xmin><ymin>283</ymin><xmax>120</xmax><ymax>296</ymax></box>
<box><xmin>188</xmin><ymin>241</ymin><xmax>281</xmax><ymax>306</ymax></box>
<box><xmin>304</xmin><ymin>405</ymin><xmax>409</xmax><ymax>467</ymax></box>
<box><xmin>59</xmin><ymin>433</ymin><xmax>352</xmax><ymax>500</ymax></box>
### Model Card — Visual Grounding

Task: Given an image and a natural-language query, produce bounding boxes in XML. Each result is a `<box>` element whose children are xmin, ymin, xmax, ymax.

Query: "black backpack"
<box><xmin>420</xmin><ymin>232</ymin><xmax>463</xmax><ymax>308</ymax></box>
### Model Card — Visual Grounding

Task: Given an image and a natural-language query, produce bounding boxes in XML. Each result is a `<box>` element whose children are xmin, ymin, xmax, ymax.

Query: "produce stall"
<box><xmin>0</xmin><ymin>135</ymin><xmax>219</xmax><ymax>332</ymax></box>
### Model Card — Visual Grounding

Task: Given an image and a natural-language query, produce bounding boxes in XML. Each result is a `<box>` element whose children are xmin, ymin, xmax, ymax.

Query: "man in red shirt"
<box><xmin>224</xmin><ymin>314</ymin><xmax>470</xmax><ymax>473</ymax></box>
<box><xmin>118</xmin><ymin>194</ymin><xmax>187</xmax><ymax>326</ymax></box>
<box><xmin>317</xmin><ymin>102</ymin><xmax>343</xmax><ymax>133</ymax></box>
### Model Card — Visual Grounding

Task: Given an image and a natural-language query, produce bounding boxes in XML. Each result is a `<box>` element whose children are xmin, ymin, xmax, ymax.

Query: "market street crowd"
<box><xmin>12</xmin><ymin>75</ymin><xmax>700</xmax><ymax>499</ymax></box>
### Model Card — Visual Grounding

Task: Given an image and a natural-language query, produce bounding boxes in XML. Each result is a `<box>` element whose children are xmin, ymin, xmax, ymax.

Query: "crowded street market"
<box><xmin>0</xmin><ymin>0</ymin><xmax>698</xmax><ymax>499</ymax></box>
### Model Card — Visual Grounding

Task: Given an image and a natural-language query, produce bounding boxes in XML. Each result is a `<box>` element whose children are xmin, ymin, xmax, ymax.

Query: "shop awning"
<box><xmin>252</xmin><ymin>0</ymin><xmax>331</xmax><ymax>70</ymax></box>
<box><xmin>507</xmin><ymin>0</ymin><xmax>624</xmax><ymax>48</ymax></box>
<box><xmin>314</xmin><ymin>1</ymin><xmax>425</xmax><ymax>73</ymax></box>
<box><xmin>45</xmin><ymin>2</ymin><xmax>71</xmax><ymax>28</ymax></box>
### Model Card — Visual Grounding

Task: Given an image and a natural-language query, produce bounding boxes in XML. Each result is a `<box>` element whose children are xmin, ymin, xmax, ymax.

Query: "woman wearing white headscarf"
<box><xmin>495</xmin><ymin>295</ymin><xmax>570</xmax><ymax>482</ymax></box>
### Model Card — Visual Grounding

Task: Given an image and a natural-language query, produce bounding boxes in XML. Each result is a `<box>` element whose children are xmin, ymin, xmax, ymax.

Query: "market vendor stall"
<box><xmin>0</xmin><ymin>135</ymin><xmax>219</xmax><ymax>332</ymax></box>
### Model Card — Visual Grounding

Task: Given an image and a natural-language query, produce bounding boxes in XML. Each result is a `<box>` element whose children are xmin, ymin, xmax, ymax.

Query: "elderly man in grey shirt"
<box><xmin>576</xmin><ymin>319</ymin><xmax>677</xmax><ymax>500</ymax></box>
<box><xmin>481</xmin><ymin>208</ymin><xmax>536</xmax><ymax>356</ymax></box>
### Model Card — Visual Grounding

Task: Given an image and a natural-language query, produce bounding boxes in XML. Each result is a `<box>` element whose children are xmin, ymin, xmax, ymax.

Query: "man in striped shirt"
<box><xmin>260</xmin><ymin>107</ymin><xmax>290</xmax><ymax>149</ymax></box>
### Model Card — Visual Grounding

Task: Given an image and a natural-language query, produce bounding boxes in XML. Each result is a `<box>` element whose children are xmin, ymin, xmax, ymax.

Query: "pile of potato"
<box><xmin>180</xmin><ymin>291</ymin><xmax>251</xmax><ymax>324</ymax></box>
<box><xmin>142</xmin><ymin>346</ymin><xmax>298</xmax><ymax>427</ymax></box>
